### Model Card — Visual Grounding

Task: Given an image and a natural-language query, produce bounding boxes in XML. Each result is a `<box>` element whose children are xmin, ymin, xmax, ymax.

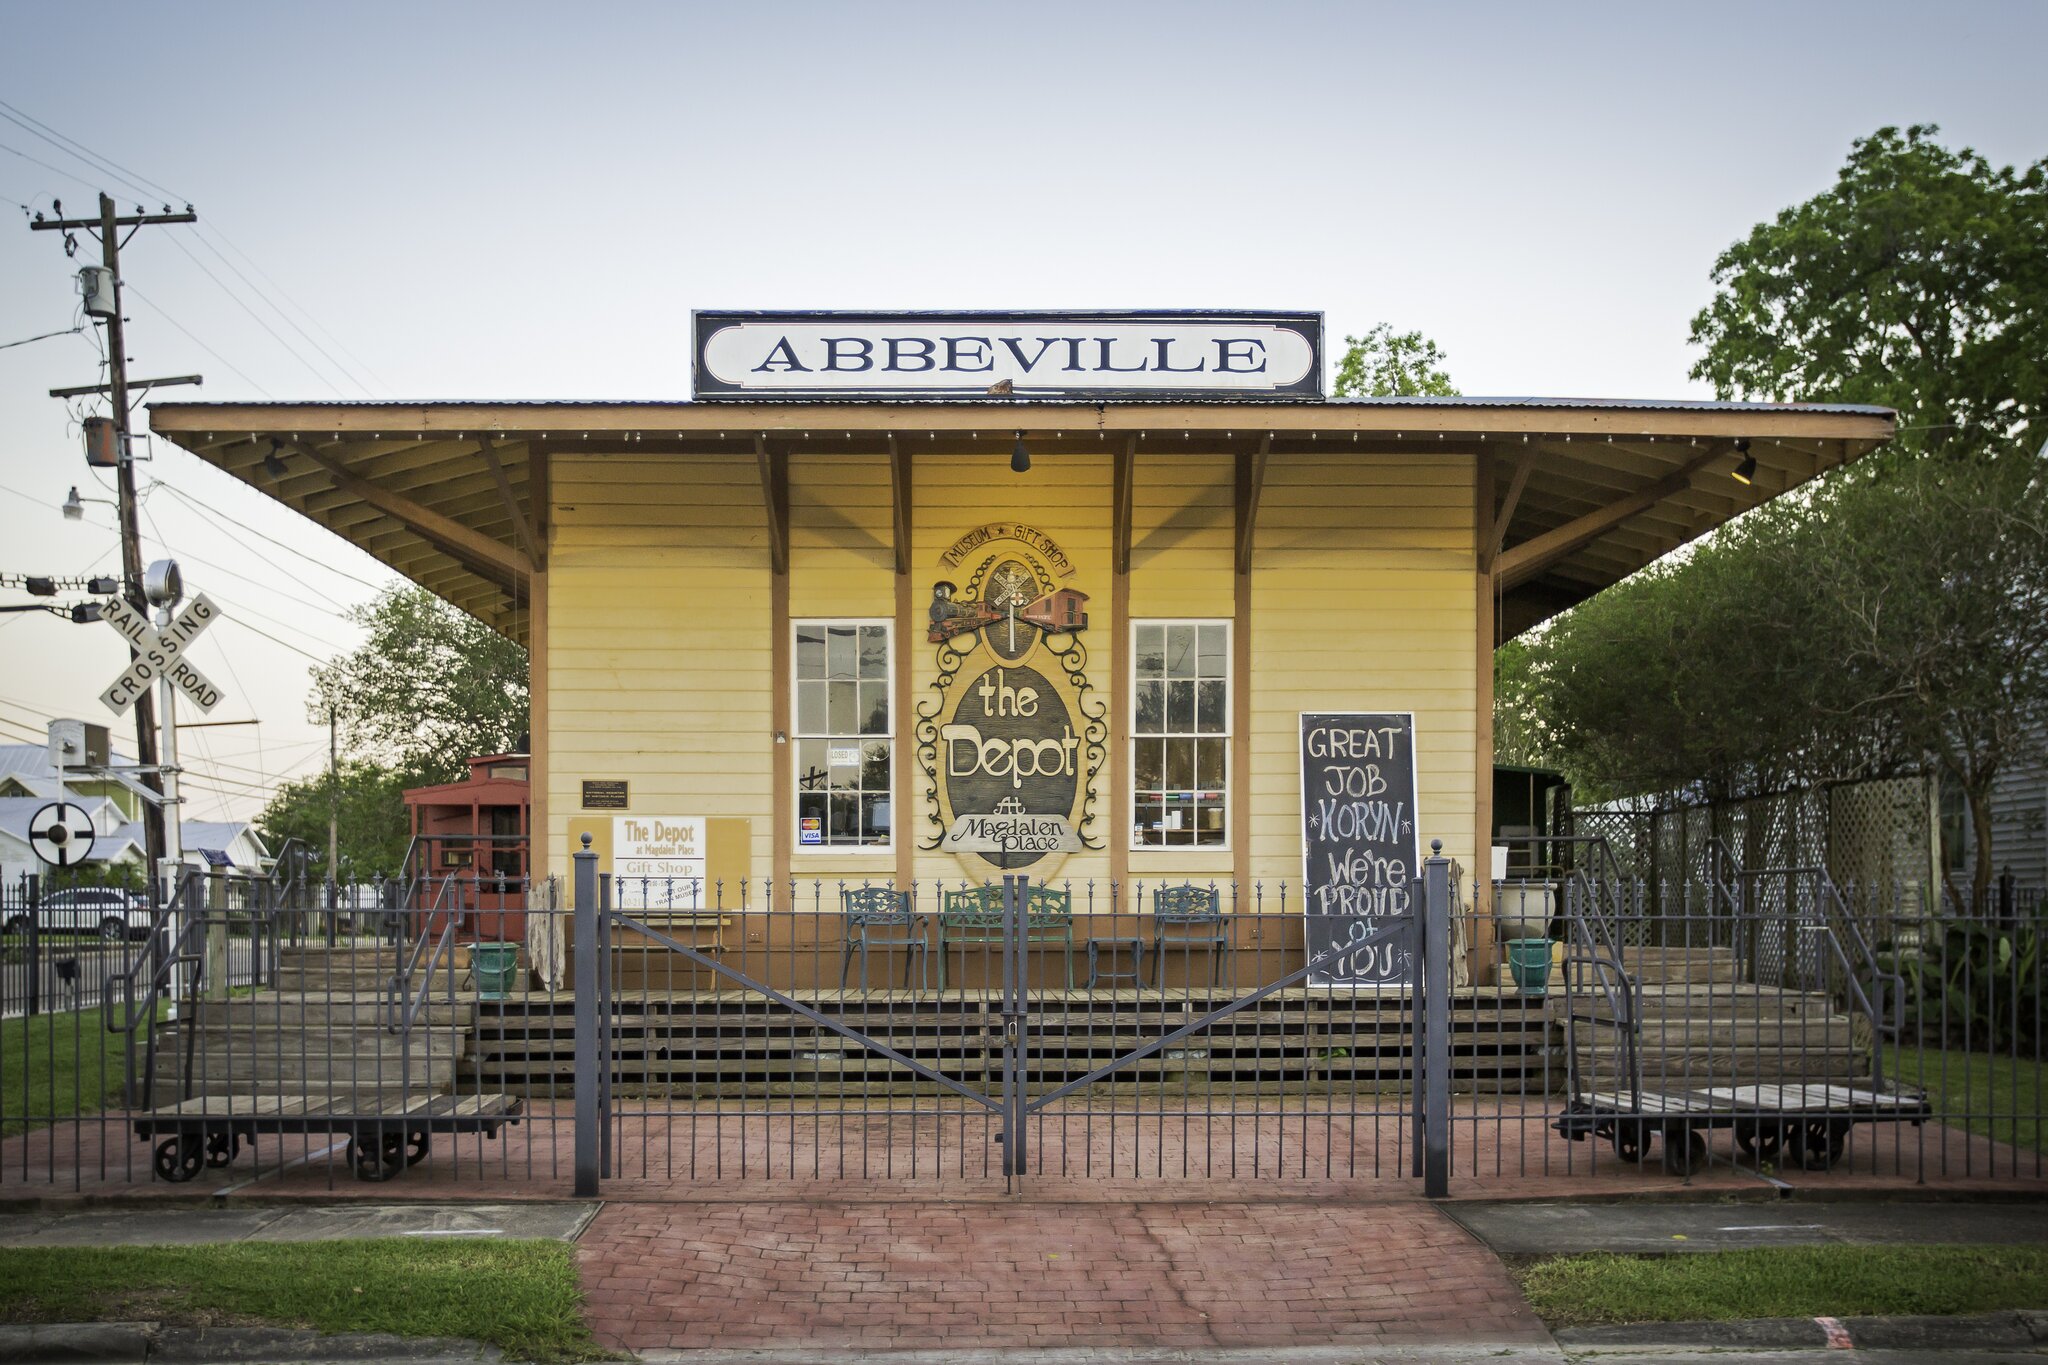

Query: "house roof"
<box><xmin>0</xmin><ymin>743</ymin><xmax>156</xmax><ymax>805</ymax></box>
<box><xmin>147</xmin><ymin>396</ymin><xmax>1897</xmax><ymax>643</ymax></box>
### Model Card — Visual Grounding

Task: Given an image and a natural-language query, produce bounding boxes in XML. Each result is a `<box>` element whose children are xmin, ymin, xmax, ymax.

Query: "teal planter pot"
<box><xmin>468</xmin><ymin>942</ymin><xmax>523</xmax><ymax>1001</ymax></box>
<box><xmin>1505</xmin><ymin>937</ymin><xmax>1553</xmax><ymax>997</ymax></box>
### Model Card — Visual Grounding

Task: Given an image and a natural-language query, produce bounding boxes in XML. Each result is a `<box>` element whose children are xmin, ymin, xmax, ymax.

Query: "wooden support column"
<box><xmin>891</xmin><ymin>437</ymin><xmax>915</xmax><ymax>890</ymax></box>
<box><xmin>761</xmin><ymin>439</ymin><xmax>792</xmax><ymax>892</ymax></box>
<box><xmin>1110</xmin><ymin>440</ymin><xmax>1134</xmax><ymax>888</ymax></box>
<box><xmin>1231</xmin><ymin>442</ymin><xmax>1266</xmax><ymax>894</ymax></box>
<box><xmin>529</xmin><ymin>450</ymin><xmax>551</xmax><ymax>880</ymax></box>
<box><xmin>1473</xmin><ymin>450</ymin><xmax>1497</xmax><ymax>985</ymax></box>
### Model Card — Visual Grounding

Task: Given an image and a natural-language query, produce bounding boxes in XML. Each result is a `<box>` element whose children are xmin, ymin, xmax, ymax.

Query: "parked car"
<box><xmin>4</xmin><ymin>887</ymin><xmax>155</xmax><ymax>941</ymax></box>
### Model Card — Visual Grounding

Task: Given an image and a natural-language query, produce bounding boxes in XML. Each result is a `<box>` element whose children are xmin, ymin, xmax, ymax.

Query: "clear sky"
<box><xmin>2</xmin><ymin>0</ymin><xmax>2044</xmax><ymax>823</ymax></box>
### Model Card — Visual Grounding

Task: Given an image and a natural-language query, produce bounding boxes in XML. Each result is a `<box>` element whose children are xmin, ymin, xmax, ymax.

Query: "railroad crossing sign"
<box><xmin>98</xmin><ymin>592</ymin><xmax>224</xmax><ymax>715</ymax></box>
<box><xmin>27</xmin><ymin>801</ymin><xmax>95</xmax><ymax>867</ymax></box>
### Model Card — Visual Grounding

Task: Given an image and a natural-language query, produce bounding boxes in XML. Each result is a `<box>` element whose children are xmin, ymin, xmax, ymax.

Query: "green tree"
<box><xmin>1332</xmin><ymin>323</ymin><xmax>1460</xmax><ymax>398</ymax></box>
<box><xmin>1689</xmin><ymin>124</ymin><xmax>2045</xmax><ymax>461</ymax></box>
<box><xmin>256</xmin><ymin>759</ymin><xmax>412</xmax><ymax>882</ymax></box>
<box><xmin>311</xmin><ymin>586</ymin><xmax>529</xmax><ymax>786</ymax></box>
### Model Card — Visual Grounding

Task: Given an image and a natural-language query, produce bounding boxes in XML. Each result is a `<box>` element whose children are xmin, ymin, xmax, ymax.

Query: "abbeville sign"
<box><xmin>915</xmin><ymin>532</ymin><xmax>1107</xmax><ymax>877</ymax></box>
<box><xmin>694</xmin><ymin>310</ymin><xmax>1323</xmax><ymax>400</ymax></box>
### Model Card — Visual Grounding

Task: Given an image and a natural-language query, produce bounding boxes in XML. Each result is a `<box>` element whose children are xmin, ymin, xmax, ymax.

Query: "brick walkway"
<box><xmin>575</xmin><ymin>1197</ymin><xmax>1550</xmax><ymax>1353</ymax></box>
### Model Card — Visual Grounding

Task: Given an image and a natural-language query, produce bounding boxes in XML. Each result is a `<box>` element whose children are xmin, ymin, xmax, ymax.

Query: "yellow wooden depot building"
<box><xmin>150</xmin><ymin>311</ymin><xmax>1894</xmax><ymax>982</ymax></box>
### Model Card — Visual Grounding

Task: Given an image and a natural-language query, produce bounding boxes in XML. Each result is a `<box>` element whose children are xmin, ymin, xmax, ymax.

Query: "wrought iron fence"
<box><xmin>2</xmin><ymin>852</ymin><xmax>2042</xmax><ymax>1194</ymax></box>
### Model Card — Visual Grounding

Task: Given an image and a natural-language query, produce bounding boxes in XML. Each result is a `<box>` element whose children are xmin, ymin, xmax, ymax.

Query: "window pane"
<box><xmin>1166</xmin><ymin>625</ymin><xmax>1196</xmax><ymax>678</ymax></box>
<box><xmin>827</xmin><ymin>625</ymin><xmax>857</xmax><ymax>679</ymax></box>
<box><xmin>1134</xmin><ymin>624</ymin><xmax>1165</xmax><ymax>679</ymax></box>
<box><xmin>1197</xmin><ymin>680</ymin><xmax>1226</xmax><ymax>734</ymax></box>
<box><xmin>1196</xmin><ymin>737</ymin><xmax>1225</xmax><ymax>787</ymax></box>
<box><xmin>1167</xmin><ymin>680</ymin><xmax>1195</xmax><ymax>732</ymax></box>
<box><xmin>859</xmin><ymin>626</ymin><xmax>888</xmax><ymax>679</ymax></box>
<box><xmin>862</xmin><ymin>740</ymin><xmax>891</xmax><ymax>789</ymax></box>
<box><xmin>1165</xmin><ymin>737</ymin><xmax>1194</xmax><ymax>789</ymax></box>
<box><xmin>1198</xmin><ymin>624</ymin><xmax>1227</xmax><ymax>678</ymax></box>
<box><xmin>829</xmin><ymin>792</ymin><xmax>858</xmax><ymax>840</ymax></box>
<box><xmin>861</xmin><ymin>792</ymin><xmax>891</xmax><ymax>841</ymax></box>
<box><xmin>796</xmin><ymin>626</ymin><xmax>826</xmax><ymax>678</ymax></box>
<box><xmin>860</xmin><ymin>681</ymin><xmax>889</xmax><ymax>736</ymax></box>
<box><xmin>1133</xmin><ymin>738</ymin><xmax>1162</xmax><ymax>792</ymax></box>
<box><xmin>797</xmin><ymin>681</ymin><xmax>826</xmax><ymax>735</ymax></box>
<box><xmin>828</xmin><ymin>680</ymin><xmax>857</xmax><ymax>733</ymax></box>
<box><xmin>1164</xmin><ymin>796</ymin><xmax>1193</xmax><ymax>844</ymax></box>
<box><xmin>1135</xmin><ymin>795</ymin><xmax>1163</xmax><ymax>846</ymax></box>
<box><xmin>796</xmin><ymin>740</ymin><xmax>829</xmax><ymax>793</ymax></box>
<box><xmin>828</xmin><ymin>741</ymin><xmax>860</xmax><ymax>787</ymax></box>
<box><xmin>1135</xmin><ymin>680</ymin><xmax>1165</xmax><ymax>734</ymax></box>
<box><xmin>1196</xmin><ymin>800</ymin><xmax>1226</xmax><ymax>843</ymax></box>
<box><xmin>797</xmin><ymin>791</ymin><xmax>827</xmax><ymax>844</ymax></box>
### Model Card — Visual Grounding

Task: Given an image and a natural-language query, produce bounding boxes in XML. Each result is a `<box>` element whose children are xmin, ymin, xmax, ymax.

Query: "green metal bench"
<box><xmin>938</xmin><ymin>884</ymin><xmax>1074</xmax><ymax>991</ymax></box>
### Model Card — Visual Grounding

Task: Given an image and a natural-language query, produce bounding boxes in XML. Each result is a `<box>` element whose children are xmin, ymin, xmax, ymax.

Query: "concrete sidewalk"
<box><xmin>0</xmin><ymin>1201</ymin><xmax>598</xmax><ymax>1248</ymax></box>
<box><xmin>1447</xmin><ymin>1197</ymin><xmax>2048</xmax><ymax>1255</ymax></box>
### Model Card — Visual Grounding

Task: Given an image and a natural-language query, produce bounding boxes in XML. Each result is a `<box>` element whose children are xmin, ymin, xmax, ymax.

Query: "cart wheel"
<box><xmin>1610</xmin><ymin>1125</ymin><xmax>1644</xmax><ymax>1163</ymax></box>
<box><xmin>153</xmin><ymin>1136</ymin><xmax>203</xmax><ymax>1183</ymax></box>
<box><xmin>347</xmin><ymin>1131</ymin><xmax>410</xmax><ymax>1182</ymax></box>
<box><xmin>406</xmin><ymin>1129</ymin><xmax>430</xmax><ymax>1165</ymax></box>
<box><xmin>1791</xmin><ymin>1119</ymin><xmax>1846</xmax><ymax>1171</ymax></box>
<box><xmin>203</xmin><ymin>1131</ymin><xmax>242</xmax><ymax>1168</ymax></box>
<box><xmin>1734</xmin><ymin>1119</ymin><xmax>1786</xmax><ymax>1162</ymax></box>
<box><xmin>1661</xmin><ymin>1125</ymin><xmax>1707</xmax><ymax>1176</ymax></box>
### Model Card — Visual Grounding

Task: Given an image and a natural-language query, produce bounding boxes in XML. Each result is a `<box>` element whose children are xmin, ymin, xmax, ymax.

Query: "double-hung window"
<box><xmin>794</xmin><ymin>621</ymin><xmax>893</xmax><ymax>851</ymax></box>
<box><xmin>1131</xmin><ymin>620</ymin><xmax>1229</xmax><ymax>847</ymax></box>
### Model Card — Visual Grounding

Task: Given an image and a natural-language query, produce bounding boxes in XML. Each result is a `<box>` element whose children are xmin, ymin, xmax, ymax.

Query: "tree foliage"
<box><xmin>1516</xmin><ymin>126</ymin><xmax>2048</xmax><ymax>900</ymax></box>
<box><xmin>1689</xmin><ymin>124</ymin><xmax>2045</xmax><ymax>461</ymax></box>
<box><xmin>255</xmin><ymin>759</ymin><xmax>412</xmax><ymax>881</ymax></box>
<box><xmin>310</xmin><ymin>585</ymin><xmax>529</xmax><ymax>786</ymax></box>
<box><xmin>1332</xmin><ymin>323</ymin><xmax>1460</xmax><ymax>398</ymax></box>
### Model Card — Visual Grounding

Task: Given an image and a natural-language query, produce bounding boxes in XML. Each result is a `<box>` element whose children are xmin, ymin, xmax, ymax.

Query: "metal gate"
<box><xmin>569</xmin><ymin>843</ymin><xmax>1455</xmax><ymax>1195</ymax></box>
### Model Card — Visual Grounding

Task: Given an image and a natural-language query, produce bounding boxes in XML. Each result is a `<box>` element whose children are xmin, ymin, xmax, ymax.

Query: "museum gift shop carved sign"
<box><xmin>916</xmin><ymin>531</ymin><xmax>1106</xmax><ymax>876</ymax></box>
<box><xmin>695</xmin><ymin>310</ymin><xmax>1323</xmax><ymax>399</ymax></box>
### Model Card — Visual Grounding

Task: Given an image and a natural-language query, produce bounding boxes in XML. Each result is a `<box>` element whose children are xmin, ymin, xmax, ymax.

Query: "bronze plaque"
<box><xmin>581</xmin><ymin>779</ymin><xmax>629</xmax><ymax>810</ymax></box>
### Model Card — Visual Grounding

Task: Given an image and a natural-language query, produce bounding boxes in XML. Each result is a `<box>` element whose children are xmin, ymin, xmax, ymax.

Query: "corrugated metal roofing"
<box><xmin>149</xmin><ymin>395</ymin><xmax>1893</xmax><ymax>416</ymax></box>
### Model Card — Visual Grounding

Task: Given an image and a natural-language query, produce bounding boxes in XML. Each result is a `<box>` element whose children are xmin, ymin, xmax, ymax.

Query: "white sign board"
<box><xmin>694</xmin><ymin>311</ymin><xmax>1323</xmax><ymax>399</ymax></box>
<box><xmin>27</xmin><ymin>801</ymin><xmax>96</xmax><ymax>867</ymax></box>
<box><xmin>612</xmin><ymin>815</ymin><xmax>707</xmax><ymax>911</ymax></box>
<box><xmin>99</xmin><ymin>593</ymin><xmax>224</xmax><ymax>715</ymax></box>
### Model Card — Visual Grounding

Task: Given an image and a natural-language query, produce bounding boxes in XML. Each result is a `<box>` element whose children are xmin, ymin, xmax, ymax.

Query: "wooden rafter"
<box><xmin>1234</xmin><ymin>433</ymin><xmax>1272</xmax><ymax>575</ymax></box>
<box><xmin>478</xmin><ymin>436</ymin><xmax>543</xmax><ymax>569</ymax></box>
<box><xmin>1495</xmin><ymin>441</ymin><xmax>1731</xmax><ymax>590</ymax></box>
<box><xmin>754</xmin><ymin>434</ymin><xmax>790</xmax><ymax>575</ymax></box>
<box><xmin>292</xmin><ymin>442</ymin><xmax>532</xmax><ymax>585</ymax></box>
<box><xmin>1488</xmin><ymin>444</ymin><xmax>1537</xmax><ymax>571</ymax></box>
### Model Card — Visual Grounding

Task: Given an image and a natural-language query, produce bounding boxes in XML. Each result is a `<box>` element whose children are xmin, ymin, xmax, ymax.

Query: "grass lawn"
<box><xmin>1514</xmin><ymin>1245</ymin><xmax>2048</xmax><ymax>1329</ymax></box>
<box><xmin>1</xmin><ymin>1007</ymin><xmax>127</xmax><ymax>1138</ymax></box>
<box><xmin>1889</xmin><ymin>1045</ymin><xmax>2045</xmax><ymax>1154</ymax></box>
<box><xmin>0</xmin><ymin>1241</ymin><xmax>605</xmax><ymax>1363</ymax></box>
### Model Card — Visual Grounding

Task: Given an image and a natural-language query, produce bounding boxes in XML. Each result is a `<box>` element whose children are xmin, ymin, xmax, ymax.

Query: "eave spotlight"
<box><xmin>261</xmin><ymin>441</ymin><xmax>289</xmax><ymax>480</ymax></box>
<box><xmin>1011</xmin><ymin>432</ymin><xmax>1031</xmax><ymax>474</ymax></box>
<box><xmin>1731</xmin><ymin>438</ymin><xmax>1757</xmax><ymax>485</ymax></box>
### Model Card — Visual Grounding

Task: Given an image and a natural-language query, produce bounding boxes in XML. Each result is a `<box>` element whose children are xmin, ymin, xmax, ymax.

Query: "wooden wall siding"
<box><xmin>542</xmin><ymin>447</ymin><xmax>1481</xmax><ymax>892</ymax></box>
<box><xmin>545</xmin><ymin>453</ymin><xmax>774</xmax><ymax>879</ymax></box>
<box><xmin>1248</xmin><ymin>452</ymin><xmax>1480</xmax><ymax>882</ymax></box>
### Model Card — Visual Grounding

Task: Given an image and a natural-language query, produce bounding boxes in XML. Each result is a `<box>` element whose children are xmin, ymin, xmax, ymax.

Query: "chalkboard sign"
<box><xmin>1299</xmin><ymin>711</ymin><xmax>1420</xmax><ymax>987</ymax></box>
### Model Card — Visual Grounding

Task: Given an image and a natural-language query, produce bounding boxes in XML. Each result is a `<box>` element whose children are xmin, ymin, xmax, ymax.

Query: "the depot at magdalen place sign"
<box><xmin>693</xmin><ymin>310</ymin><xmax>1323</xmax><ymax>399</ymax></box>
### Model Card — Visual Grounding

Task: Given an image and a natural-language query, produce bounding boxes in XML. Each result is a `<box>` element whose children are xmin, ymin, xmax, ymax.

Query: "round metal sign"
<box><xmin>27</xmin><ymin>801</ymin><xmax>96</xmax><ymax>868</ymax></box>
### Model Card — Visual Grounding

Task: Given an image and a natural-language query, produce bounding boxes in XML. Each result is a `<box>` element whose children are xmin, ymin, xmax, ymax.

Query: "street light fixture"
<box><xmin>61</xmin><ymin>485</ymin><xmax>116</xmax><ymax>520</ymax></box>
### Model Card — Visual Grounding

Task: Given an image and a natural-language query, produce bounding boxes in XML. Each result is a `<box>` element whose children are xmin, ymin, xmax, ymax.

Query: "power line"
<box><xmin>182</xmin><ymin>229</ymin><xmax>372</xmax><ymax>396</ymax></box>
<box><xmin>0</xmin><ymin>137</ymin><xmax>97</xmax><ymax>190</ymax></box>
<box><xmin>194</xmin><ymin>225</ymin><xmax>392</xmax><ymax>393</ymax></box>
<box><xmin>161</xmin><ymin>231</ymin><xmax>348</xmax><ymax>396</ymax></box>
<box><xmin>121</xmin><ymin>283</ymin><xmax>273</xmax><ymax>397</ymax></box>
<box><xmin>0</xmin><ymin>99</ymin><xmax>185</xmax><ymax>205</ymax></box>
<box><xmin>154</xmin><ymin>480</ymin><xmax>392</xmax><ymax>592</ymax></box>
<box><xmin>0</xmin><ymin>323</ymin><xmax>84</xmax><ymax>351</ymax></box>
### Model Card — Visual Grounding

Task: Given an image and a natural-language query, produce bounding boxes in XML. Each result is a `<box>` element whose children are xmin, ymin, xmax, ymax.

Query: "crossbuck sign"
<box><xmin>98</xmin><ymin>593</ymin><xmax>224</xmax><ymax>715</ymax></box>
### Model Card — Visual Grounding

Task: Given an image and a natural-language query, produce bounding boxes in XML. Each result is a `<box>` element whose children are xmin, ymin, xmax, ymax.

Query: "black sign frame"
<box><xmin>1298</xmin><ymin>711</ymin><xmax>1421</xmax><ymax>988</ymax></box>
<box><xmin>693</xmin><ymin>309</ymin><xmax>1324</xmax><ymax>401</ymax></box>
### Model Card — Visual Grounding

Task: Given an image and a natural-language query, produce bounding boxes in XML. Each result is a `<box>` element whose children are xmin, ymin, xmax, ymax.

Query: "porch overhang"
<box><xmin>147</xmin><ymin>396</ymin><xmax>1895</xmax><ymax>645</ymax></box>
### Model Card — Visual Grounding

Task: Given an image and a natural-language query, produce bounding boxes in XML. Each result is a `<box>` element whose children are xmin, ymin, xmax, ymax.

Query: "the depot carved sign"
<box><xmin>916</xmin><ymin>532</ymin><xmax>1106</xmax><ymax>875</ymax></box>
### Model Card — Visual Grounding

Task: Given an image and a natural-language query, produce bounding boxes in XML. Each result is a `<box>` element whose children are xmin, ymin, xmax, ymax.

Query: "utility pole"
<box><xmin>32</xmin><ymin>193</ymin><xmax>197</xmax><ymax>904</ymax></box>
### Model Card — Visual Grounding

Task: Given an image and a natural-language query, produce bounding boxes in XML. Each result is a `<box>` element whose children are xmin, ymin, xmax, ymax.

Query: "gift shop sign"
<box><xmin>613</xmin><ymin>815</ymin><xmax>707</xmax><ymax>910</ymax></box>
<box><xmin>695</xmin><ymin>311</ymin><xmax>1323</xmax><ymax>399</ymax></box>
